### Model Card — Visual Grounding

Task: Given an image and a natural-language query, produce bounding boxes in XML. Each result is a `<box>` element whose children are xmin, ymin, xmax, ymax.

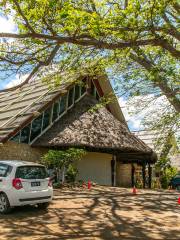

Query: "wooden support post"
<box><xmin>131</xmin><ymin>164</ymin><xmax>135</xmax><ymax>187</ymax></box>
<box><xmin>148</xmin><ymin>163</ymin><xmax>152</xmax><ymax>188</ymax></box>
<box><xmin>111</xmin><ymin>156</ymin><xmax>116</xmax><ymax>187</ymax></box>
<box><xmin>142</xmin><ymin>163</ymin><xmax>146</xmax><ymax>189</ymax></box>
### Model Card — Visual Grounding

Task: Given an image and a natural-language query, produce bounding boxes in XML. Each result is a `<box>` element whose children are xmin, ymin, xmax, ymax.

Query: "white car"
<box><xmin>0</xmin><ymin>160</ymin><xmax>53</xmax><ymax>214</ymax></box>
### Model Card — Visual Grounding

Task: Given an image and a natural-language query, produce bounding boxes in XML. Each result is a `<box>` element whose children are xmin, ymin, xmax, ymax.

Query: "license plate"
<box><xmin>31</xmin><ymin>182</ymin><xmax>41</xmax><ymax>187</ymax></box>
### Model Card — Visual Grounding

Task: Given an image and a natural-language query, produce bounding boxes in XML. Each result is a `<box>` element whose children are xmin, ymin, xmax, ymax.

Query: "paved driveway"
<box><xmin>0</xmin><ymin>186</ymin><xmax>180</xmax><ymax>240</ymax></box>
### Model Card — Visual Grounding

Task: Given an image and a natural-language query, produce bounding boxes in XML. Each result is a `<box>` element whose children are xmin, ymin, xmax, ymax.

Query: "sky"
<box><xmin>0</xmin><ymin>14</ymin><xmax>18</xmax><ymax>89</ymax></box>
<box><xmin>0</xmin><ymin>15</ymin><xmax>143</xmax><ymax>131</ymax></box>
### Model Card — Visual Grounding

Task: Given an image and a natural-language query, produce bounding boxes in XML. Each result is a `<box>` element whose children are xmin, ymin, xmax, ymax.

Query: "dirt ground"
<box><xmin>0</xmin><ymin>186</ymin><xmax>180</xmax><ymax>240</ymax></box>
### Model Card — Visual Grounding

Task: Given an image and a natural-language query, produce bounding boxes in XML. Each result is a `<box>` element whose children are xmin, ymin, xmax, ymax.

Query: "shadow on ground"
<box><xmin>0</xmin><ymin>187</ymin><xmax>180</xmax><ymax>240</ymax></box>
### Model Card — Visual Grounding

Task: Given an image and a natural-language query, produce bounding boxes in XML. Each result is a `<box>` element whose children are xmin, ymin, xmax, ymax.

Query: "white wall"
<box><xmin>76</xmin><ymin>152</ymin><xmax>112</xmax><ymax>185</ymax></box>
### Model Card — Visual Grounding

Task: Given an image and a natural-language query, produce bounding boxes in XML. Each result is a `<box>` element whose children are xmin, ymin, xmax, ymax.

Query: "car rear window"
<box><xmin>0</xmin><ymin>164</ymin><xmax>12</xmax><ymax>177</ymax></box>
<box><xmin>15</xmin><ymin>166</ymin><xmax>48</xmax><ymax>179</ymax></box>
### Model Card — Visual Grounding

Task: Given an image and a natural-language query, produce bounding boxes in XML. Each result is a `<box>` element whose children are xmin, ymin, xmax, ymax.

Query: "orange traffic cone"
<box><xmin>132</xmin><ymin>186</ymin><xmax>137</xmax><ymax>195</ymax></box>
<box><xmin>88</xmin><ymin>180</ymin><xmax>91</xmax><ymax>190</ymax></box>
<box><xmin>178</xmin><ymin>196</ymin><xmax>180</xmax><ymax>205</ymax></box>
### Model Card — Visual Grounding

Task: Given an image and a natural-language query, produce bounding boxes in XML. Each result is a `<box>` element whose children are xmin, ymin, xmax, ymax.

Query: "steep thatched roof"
<box><xmin>33</xmin><ymin>95</ymin><xmax>156</xmax><ymax>163</ymax></box>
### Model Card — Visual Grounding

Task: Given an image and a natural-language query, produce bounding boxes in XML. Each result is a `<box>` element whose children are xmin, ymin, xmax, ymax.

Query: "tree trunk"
<box><xmin>57</xmin><ymin>168</ymin><xmax>61</xmax><ymax>183</ymax></box>
<box><xmin>61</xmin><ymin>165</ymin><xmax>66</xmax><ymax>183</ymax></box>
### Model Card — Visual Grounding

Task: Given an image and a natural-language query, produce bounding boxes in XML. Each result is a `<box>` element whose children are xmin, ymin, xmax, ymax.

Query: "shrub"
<box><xmin>41</xmin><ymin>148</ymin><xmax>86</xmax><ymax>183</ymax></box>
<box><xmin>160</xmin><ymin>166</ymin><xmax>177</xmax><ymax>189</ymax></box>
<box><xmin>66</xmin><ymin>164</ymin><xmax>78</xmax><ymax>183</ymax></box>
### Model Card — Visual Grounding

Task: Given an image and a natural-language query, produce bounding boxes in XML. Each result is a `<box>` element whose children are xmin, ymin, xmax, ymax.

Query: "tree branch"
<box><xmin>0</xmin><ymin>44</ymin><xmax>60</xmax><ymax>92</ymax></box>
<box><xmin>42</xmin><ymin>17</ymin><xmax>56</xmax><ymax>36</ymax></box>
<box><xmin>173</xmin><ymin>3</ymin><xmax>180</xmax><ymax>14</ymax></box>
<box><xmin>0</xmin><ymin>56</ymin><xmax>37</xmax><ymax>65</ymax></box>
<box><xmin>0</xmin><ymin>32</ymin><xmax>179</xmax><ymax>58</ymax></box>
<box><xmin>13</xmin><ymin>0</ymin><xmax>35</xmax><ymax>33</ymax></box>
<box><xmin>163</xmin><ymin>13</ymin><xmax>180</xmax><ymax>41</ymax></box>
<box><xmin>130</xmin><ymin>52</ymin><xmax>180</xmax><ymax>113</ymax></box>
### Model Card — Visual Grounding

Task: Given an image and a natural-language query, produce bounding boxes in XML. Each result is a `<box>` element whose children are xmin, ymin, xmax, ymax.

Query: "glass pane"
<box><xmin>11</xmin><ymin>132</ymin><xmax>20</xmax><ymax>143</ymax></box>
<box><xmin>81</xmin><ymin>79</ymin><xmax>87</xmax><ymax>96</ymax></box>
<box><xmin>52</xmin><ymin>102</ymin><xmax>59</xmax><ymax>122</ymax></box>
<box><xmin>60</xmin><ymin>94</ymin><xmax>67</xmax><ymax>115</ymax></box>
<box><xmin>90</xmin><ymin>81</ymin><xmax>96</xmax><ymax>96</ymax></box>
<box><xmin>16</xmin><ymin>166</ymin><xmax>48</xmax><ymax>179</ymax></box>
<box><xmin>42</xmin><ymin>107</ymin><xmax>52</xmax><ymax>131</ymax></box>
<box><xmin>20</xmin><ymin>124</ymin><xmax>31</xmax><ymax>144</ymax></box>
<box><xmin>75</xmin><ymin>84</ymin><xmax>80</xmax><ymax>101</ymax></box>
<box><xmin>30</xmin><ymin>114</ymin><xmax>43</xmax><ymax>142</ymax></box>
<box><xmin>68</xmin><ymin>87</ymin><xmax>74</xmax><ymax>107</ymax></box>
<box><xmin>0</xmin><ymin>164</ymin><xmax>12</xmax><ymax>177</ymax></box>
<box><xmin>96</xmin><ymin>91</ymin><xmax>100</xmax><ymax>101</ymax></box>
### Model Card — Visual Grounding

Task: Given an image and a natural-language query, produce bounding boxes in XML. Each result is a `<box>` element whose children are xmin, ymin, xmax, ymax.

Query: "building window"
<box><xmin>10</xmin><ymin>81</ymin><xmax>90</xmax><ymax>145</ymax></box>
<box><xmin>30</xmin><ymin>114</ymin><xmax>43</xmax><ymax>142</ymax></box>
<box><xmin>42</xmin><ymin>107</ymin><xmax>52</xmax><ymax>131</ymax></box>
<box><xmin>68</xmin><ymin>87</ymin><xmax>74</xmax><ymax>108</ymax></box>
<box><xmin>11</xmin><ymin>132</ymin><xmax>21</xmax><ymax>143</ymax></box>
<box><xmin>75</xmin><ymin>84</ymin><xmax>80</xmax><ymax>101</ymax></box>
<box><xmin>52</xmin><ymin>101</ymin><xmax>59</xmax><ymax>122</ymax></box>
<box><xmin>90</xmin><ymin>81</ymin><xmax>96</xmax><ymax>97</ymax></box>
<box><xmin>60</xmin><ymin>94</ymin><xmax>67</xmax><ymax>115</ymax></box>
<box><xmin>95</xmin><ymin>90</ymin><xmax>100</xmax><ymax>101</ymax></box>
<box><xmin>89</xmin><ymin>80</ymin><xmax>100</xmax><ymax>100</ymax></box>
<box><xmin>81</xmin><ymin>80</ymin><xmax>87</xmax><ymax>96</ymax></box>
<box><xmin>20</xmin><ymin>124</ymin><xmax>31</xmax><ymax>144</ymax></box>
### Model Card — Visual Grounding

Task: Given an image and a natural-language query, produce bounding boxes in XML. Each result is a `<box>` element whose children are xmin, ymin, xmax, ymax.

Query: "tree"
<box><xmin>0</xmin><ymin>0</ymin><xmax>179</xmax><ymax>113</ymax></box>
<box><xmin>41</xmin><ymin>148</ymin><xmax>86</xmax><ymax>183</ymax></box>
<box><xmin>155</xmin><ymin>157</ymin><xmax>178</xmax><ymax>189</ymax></box>
<box><xmin>122</xmin><ymin>90</ymin><xmax>179</xmax><ymax>157</ymax></box>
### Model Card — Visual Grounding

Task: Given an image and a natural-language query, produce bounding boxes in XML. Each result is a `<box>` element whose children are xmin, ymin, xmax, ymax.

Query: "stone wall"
<box><xmin>0</xmin><ymin>141</ymin><xmax>47</xmax><ymax>162</ymax></box>
<box><xmin>116</xmin><ymin>162</ymin><xmax>132</xmax><ymax>187</ymax></box>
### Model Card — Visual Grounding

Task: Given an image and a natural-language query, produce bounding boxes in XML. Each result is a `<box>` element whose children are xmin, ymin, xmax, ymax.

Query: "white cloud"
<box><xmin>5</xmin><ymin>74</ymin><xmax>29</xmax><ymax>88</ymax></box>
<box><xmin>118</xmin><ymin>97</ymin><xmax>143</xmax><ymax>130</ymax></box>
<box><xmin>0</xmin><ymin>16</ymin><xmax>16</xmax><ymax>33</ymax></box>
<box><xmin>118</xmin><ymin>95</ymin><xmax>170</xmax><ymax>131</ymax></box>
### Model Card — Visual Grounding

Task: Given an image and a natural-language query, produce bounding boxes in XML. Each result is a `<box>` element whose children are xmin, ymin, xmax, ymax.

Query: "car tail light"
<box><xmin>12</xmin><ymin>178</ymin><xmax>23</xmax><ymax>190</ymax></box>
<box><xmin>48</xmin><ymin>178</ymin><xmax>52</xmax><ymax>187</ymax></box>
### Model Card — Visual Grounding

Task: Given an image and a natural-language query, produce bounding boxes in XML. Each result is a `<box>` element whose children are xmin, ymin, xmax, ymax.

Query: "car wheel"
<box><xmin>0</xmin><ymin>193</ymin><xmax>11</xmax><ymax>214</ymax></box>
<box><xmin>37</xmin><ymin>202</ymin><xmax>50</xmax><ymax>210</ymax></box>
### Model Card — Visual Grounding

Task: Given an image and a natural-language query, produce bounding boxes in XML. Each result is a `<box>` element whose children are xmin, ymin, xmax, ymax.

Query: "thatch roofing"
<box><xmin>33</xmin><ymin>95</ymin><xmax>156</xmax><ymax>163</ymax></box>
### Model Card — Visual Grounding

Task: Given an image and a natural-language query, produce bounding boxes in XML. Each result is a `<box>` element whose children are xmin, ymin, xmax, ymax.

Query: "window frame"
<box><xmin>0</xmin><ymin>163</ymin><xmax>13</xmax><ymax>177</ymax></box>
<box><xmin>95</xmin><ymin>89</ymin><xmax>100</xmax><ymax>101</ymax></box>
<box><xmin>29</xmin><ymin>113</ymin><xmax>44</xmax><ymax>143</ymax></box>
<box><xmin>59</xmin><ymin>94</ymin><xmax>68</xmax><ymax>117</ymax></box>
<box><xmin>11</xmin><ymin>131</ymin><xmax>21</xmax><ymax>143</ymax></box>
<box><xmin>11</xmin><ymin>82</ymin><xmax>88</xmax><ymax>146</ymax></box>
<box><xmin>30</xmin><ymin>105</ymin><xmax>53</xmax><ymax>144</ymax></box>
<box><xmin>67</xmin><ymin>86</ymin><xmax>75</xmax><ymax>110</ymax></box>
<box><xmin>42</xmin><ymin>106</ymin><xmax>53</xmax><ymax>132</ymax></box>
<box><xmin>20</xmin><ymin>123</ymin><xmax>31</xmax><ymax>144</ymax></box>
<box><xmin>52</xmin><ymin>101</ymin><xmax>60</xmax><ymax>123</ymax></box>
<box><xmin>74</xmin><ymin>84</ymin><xmax>81</xmax><ymax>103</ymax></box>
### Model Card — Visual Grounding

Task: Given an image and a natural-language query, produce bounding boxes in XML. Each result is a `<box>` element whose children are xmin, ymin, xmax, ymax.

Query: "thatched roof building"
<box><xmin>0</xmin><ymin>69</ymin><xmax>157</xmax><ymax>187</ymax></box>
<box><xmin>34</xmin><ymin>95</ymin><xmax>156</xmax><ymax>163</ymax></box>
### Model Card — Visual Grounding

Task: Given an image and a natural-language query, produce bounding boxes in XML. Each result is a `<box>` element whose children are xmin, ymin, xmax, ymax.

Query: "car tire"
<box><xmin>0</xmin><ymin>193</ymin><xmax>11</xmax><ymax>214</ymax></box>
<box><xmin>37</xmin><ymin>202</ymin><xmax>50</xmax><ymax>210</ymax></box>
